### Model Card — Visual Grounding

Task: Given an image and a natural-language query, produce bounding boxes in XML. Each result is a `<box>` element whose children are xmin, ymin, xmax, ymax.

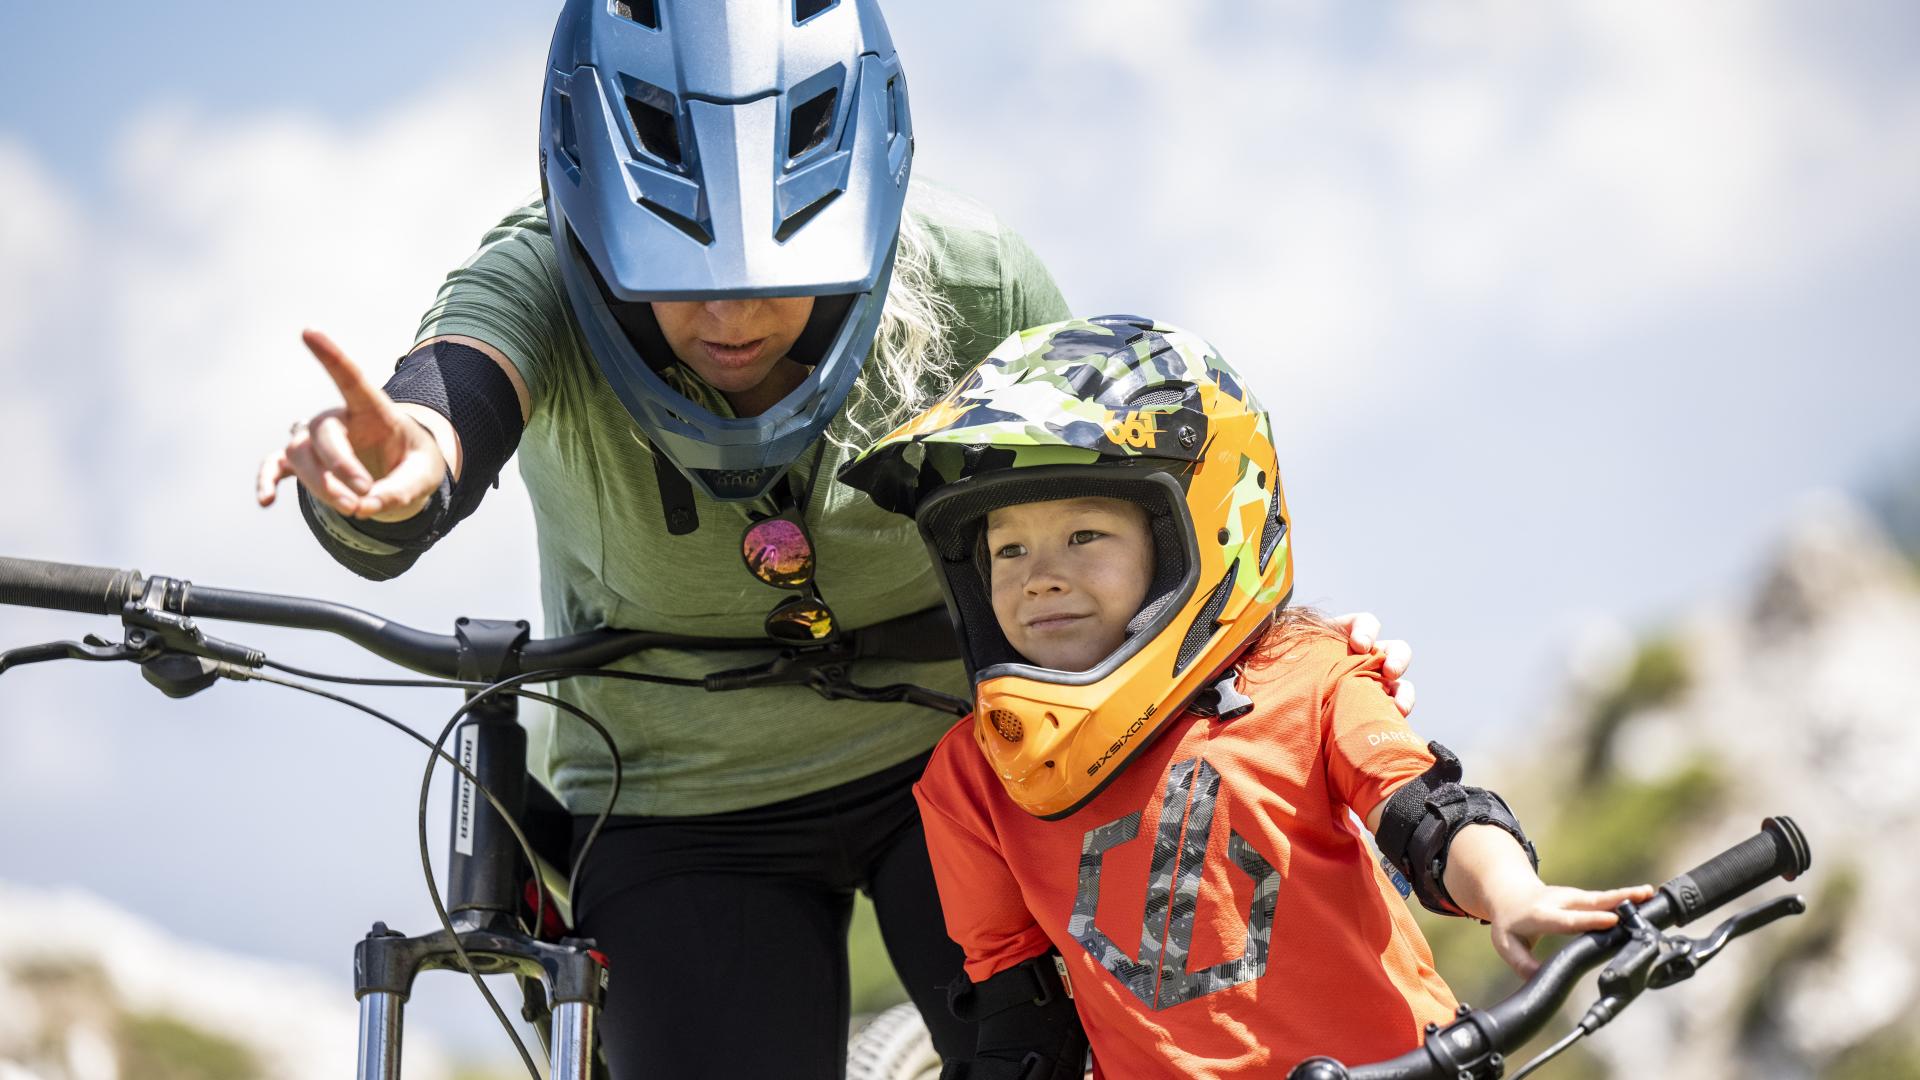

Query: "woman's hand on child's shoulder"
<box><xmin>1484</xmin><ymin>880</ymin><xmax>1657</xmax><ymax>978</ymax></box>
<box><xmin>1330</xmin><ymin>612</ymin><xmax>1416</xmax><ymax>717</ymax></box>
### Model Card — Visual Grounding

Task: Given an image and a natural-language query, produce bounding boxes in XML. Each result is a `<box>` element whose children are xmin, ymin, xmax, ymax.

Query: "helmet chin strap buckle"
<box><xmin>1189</xmin><ymin>667</ymin><xmax>1253</xmax><ymax>721</ymax></box>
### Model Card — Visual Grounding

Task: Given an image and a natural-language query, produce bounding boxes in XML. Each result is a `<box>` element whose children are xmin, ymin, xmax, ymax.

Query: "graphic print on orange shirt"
<box><xmin>1069</xmin><ymin>755</ymin><xmax>1279</xmax><ymax>1010</ymax></box>
<box><xmin>917</xmin><ymin>636</ymin><xmax>1461</xmax><ymax>1076</ymax></box>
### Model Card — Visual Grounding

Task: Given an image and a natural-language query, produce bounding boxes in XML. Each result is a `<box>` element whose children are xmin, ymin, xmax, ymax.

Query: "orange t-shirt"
<box><xmin>916</xmin><ymin>635</ymin><xmax>1458</xmax><ymax>1079</ymax></box>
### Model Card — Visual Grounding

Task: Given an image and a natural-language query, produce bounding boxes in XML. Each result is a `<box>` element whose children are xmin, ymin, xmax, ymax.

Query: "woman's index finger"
<box><xmin>303</xmin><ymin>328</ymin><xmax>394</xmax><ymax>416</ymax></box>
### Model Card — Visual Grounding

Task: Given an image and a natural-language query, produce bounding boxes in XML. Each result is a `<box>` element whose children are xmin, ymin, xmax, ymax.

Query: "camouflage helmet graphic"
<box><xmin>839</xmin><ymin>314</ymin><xmax>1292</xmax><ymax>818</ymax></box>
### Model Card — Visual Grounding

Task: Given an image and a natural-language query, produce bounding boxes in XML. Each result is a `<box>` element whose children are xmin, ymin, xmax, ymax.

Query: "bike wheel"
<box><xmin>846</xmin><ymin>1002</ymin><xmax>942</xmax><ymax>1080</ymax></box>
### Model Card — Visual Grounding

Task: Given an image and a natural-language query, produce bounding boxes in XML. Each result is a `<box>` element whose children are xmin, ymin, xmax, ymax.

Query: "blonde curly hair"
<box><xmin>828</xmin><ymin>207</ymin><xmax>958</xmax><ymax>450</ymax></box>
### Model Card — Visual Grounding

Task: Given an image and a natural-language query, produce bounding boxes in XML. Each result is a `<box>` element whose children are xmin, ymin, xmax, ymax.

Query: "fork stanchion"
<box><xmin>550</xmin><ymin>1000</ymin><xmax>597</xmax><ymax>1080</ymax></box>
<box><xmin>355</xmin><ymin>990</ymin><xmax>404</xmax><ymax>1080</ymax></box>
<box><xmin>355</xmin><ymin>922</ymin><xmax>414</xmax><ymax>1080</ymax></box>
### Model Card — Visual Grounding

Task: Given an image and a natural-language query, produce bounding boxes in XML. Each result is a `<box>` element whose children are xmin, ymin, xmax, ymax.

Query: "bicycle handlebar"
<box><xmin>1648</xmin><ymin>815</ymin><xmax>1810</xmax><ymax>927</ymax></box>
<box><xmin>1293</xmin><ymin>816</ymin><xmax>1811</xmax><ymax>1080</ymax></box>
<box><xmin>1</xmin><ymin>555</ymin><xmax>807</xmax><ymax>679</ymax></box>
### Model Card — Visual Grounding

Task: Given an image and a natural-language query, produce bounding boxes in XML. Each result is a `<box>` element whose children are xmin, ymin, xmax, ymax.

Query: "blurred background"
<box><xmin>2</xmin><ymin>1</ymin><xmax>1916</xmax><ymax>1077</ymax></box>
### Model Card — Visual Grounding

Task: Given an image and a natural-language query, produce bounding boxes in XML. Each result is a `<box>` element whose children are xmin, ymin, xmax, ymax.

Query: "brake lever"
<box><xmin>0</xmin><ymin>634</ymin><xmax>153</xmax><ymax>675</ymax></box>
<box><xmin>1649</xmin><ymin>894</ymin><xmax>1806</xmax><ymax>989</ymax></box>
<box><xmin>121</xmin><ymin>607</ymin><xmax>264</xmax><ymax>667</ymax></box>
<box><xmin>1583</xmin><ymin>903</ymin><xmax>1662</xmax><ymax>1030</ymax></box>
<box><xmin>704</xmin><ymin>643</ymin><xmax>853</xmax><ymax>692</ymax></box>
<box><xmin>811</xmin><ymin>676</ymin><xmax>969</xmax><ymax>716</ymax></box>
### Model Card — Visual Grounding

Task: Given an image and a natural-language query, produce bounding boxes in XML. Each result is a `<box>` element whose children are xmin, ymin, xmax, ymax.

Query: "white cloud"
<box><xmin>0</xmin><ymin>141</ymin><xmax>89</xmax><ymax>547</ymax></box>
<box><xmin>912</xmin><ymin>0</ymin><xmax>1920</xmax><ymax>424</ymax></box>
<box><xmin>0</xmin><ymin>141</ymin><xmax>81</xmax><ymax>349</ymax></box>
<box><xmin>0</xmin><ymin>48</ymin><xmax>550</xmax><ymax>620</ymax></box>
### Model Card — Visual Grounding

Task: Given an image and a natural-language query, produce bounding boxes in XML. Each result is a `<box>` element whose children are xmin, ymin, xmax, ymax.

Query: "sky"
<box><xmin>3</xmin><ymin>0</ymin><xmax>1918</xmax><ymax>1067</ymax></box>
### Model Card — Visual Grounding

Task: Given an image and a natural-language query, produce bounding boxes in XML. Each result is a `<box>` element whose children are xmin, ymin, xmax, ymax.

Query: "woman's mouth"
<box><xmin>699</xmin><ymin>337</ymin><xmax>769</xmax><ymax>369</ymax></box>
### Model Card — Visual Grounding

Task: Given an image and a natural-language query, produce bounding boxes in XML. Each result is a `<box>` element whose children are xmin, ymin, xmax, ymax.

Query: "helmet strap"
<box><xmin>651</xmin><ymin>448</ymin><xmax>701</xmax><ymax>535</ymax></box>
<box><xmin>787</xmin><ymin>293</ymin><xmax>857</xmax><ymax>366</ymax></box>
<box><xmin>607</xmin><ymin>292</ymin><xmax>681</xmax><ymax>376</ymax></box>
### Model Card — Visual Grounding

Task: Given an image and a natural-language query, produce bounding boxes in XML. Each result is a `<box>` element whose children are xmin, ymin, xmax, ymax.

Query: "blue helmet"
<box><xmin>540</xmin><ymin>0</ymin><xmax>914</xmax><ymax>503</ymax></box>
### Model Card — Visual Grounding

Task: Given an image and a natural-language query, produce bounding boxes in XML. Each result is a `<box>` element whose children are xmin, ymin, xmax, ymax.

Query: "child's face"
<box><xmin>985</xmin><ymin>496</ymin><xmax>1155</xmax><ymax>672</ymax></box>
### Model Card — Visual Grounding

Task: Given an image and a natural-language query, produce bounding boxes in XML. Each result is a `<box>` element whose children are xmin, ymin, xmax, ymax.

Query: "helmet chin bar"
<box><xmin>552</xmin><ymin>210</ymin><xmax>898</xmax><ymax>504</ymax></box>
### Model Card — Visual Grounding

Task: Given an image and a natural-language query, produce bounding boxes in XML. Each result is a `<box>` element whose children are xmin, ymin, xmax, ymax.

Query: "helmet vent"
<box><xmin>775</xmin><ymin>190</ymin><xmax>841</xmax><ymax>243</ymax></box>
<box><xmin>554</xmin><ymin>92</ymin><xmax>581</xmax><ymax>168</ymax></box>
<box><xmin>990</xmin><ymin>710</ymin><xmax>1023</xmax><ymax>742</ymax></box>
<box><xmin>1175</xmin><ymin>560</ymin><xmax>1238</xmax><ymax>674</ymax></box>
<box><xmin>788</xmin><ymin>87</ymin><xmax>838</xmax><ymax>160</ymax></box>
<box><xmin>612</xmin><ymin>0</ymin><xmax>660</xmax><ymax>30</ymax></box>
<box><xmin>626</xmin><ymin>97</ymin><xmax>683</xmax><ymax>168</ymax></box>
<box><xmin>1258</xmin><ymin>481</ymin><xmax>1286</xmax><ymax>572</ymax></box>
<box><xmin>795</xmin><ymin>0</ymin><xmax>837</xmax><ymax>23</ymax></box>
<box><xmin>640</xmin><ymin>198</ymin><xmax>712</xmax><ymax>245</ymax></box>
<box><xmin>1127</xmin><ymin>386</ymin><xmax>1186</xmax><ymax>409</ymax></box>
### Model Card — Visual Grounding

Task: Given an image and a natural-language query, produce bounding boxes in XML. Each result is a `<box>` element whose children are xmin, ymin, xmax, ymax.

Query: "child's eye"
<box><xmin>992</xmin><ymin>543</ymin><xmax>1026</xmax><ymax>559</ymax></box>
<box><xmin>1069</xmin><ymin>529</ymin><xmax>1105</xmax><ymax>545</ymax></box>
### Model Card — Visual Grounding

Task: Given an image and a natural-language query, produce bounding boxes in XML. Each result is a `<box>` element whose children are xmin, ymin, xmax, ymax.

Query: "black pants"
<box><xmin>569</xmin><ymin>751</ymin><xmax>971</xmax><ymax>1079</ymax></box>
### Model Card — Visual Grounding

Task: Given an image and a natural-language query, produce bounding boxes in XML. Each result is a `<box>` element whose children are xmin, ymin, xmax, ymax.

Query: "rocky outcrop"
<box><xmin>1442</xmin><ymin>493</ymin><xmax>1920</xmax><ymax>1078</ymax></box>
<box><xmin>0</xmin><ymin>884</ymin><xmax>452</xmax><ymax>1080</ymax></box>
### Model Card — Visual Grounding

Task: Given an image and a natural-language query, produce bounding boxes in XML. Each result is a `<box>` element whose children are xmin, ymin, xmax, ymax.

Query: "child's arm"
<box><xmin>1443</xmin><ymin>825</ymin><xmax>1654</xmax><ymax>977</ymax></box>
<box><xmin>1362</xmin><ymin>801</ymin><xmax>1654</xmax><ymax>978</ymax></box>
<box><xmin>1317</xmin><ymin>646</ymin><xmax>1653</xmax><ymax>977</ymax></box>
<box><xmin>916</xmin><ymin>775</ymin><xmax>1088</xmax><ymax>1079</ymax></box>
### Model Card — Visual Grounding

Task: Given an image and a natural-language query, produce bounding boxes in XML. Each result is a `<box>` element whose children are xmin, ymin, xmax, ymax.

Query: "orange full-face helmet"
<box><xmin>838</xmin><ymin>315</ymin><xmax>1292</xmax><ymax>818</ymax></box>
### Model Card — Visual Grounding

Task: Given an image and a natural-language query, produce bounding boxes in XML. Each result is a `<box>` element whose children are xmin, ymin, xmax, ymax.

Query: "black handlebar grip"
<box><xmin>1658</xmin><ymin>816</ymin><xmax>1811</xmax><ymax>927</ymax></box>
<box><xmin>0</xmin><ymin>557</ymin><xmax>146</xmax><ymax>616</ymax></box>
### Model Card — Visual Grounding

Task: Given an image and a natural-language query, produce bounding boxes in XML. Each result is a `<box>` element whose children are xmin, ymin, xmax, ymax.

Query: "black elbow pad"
<box><xmin>385</xmin><ymin>339</ymin><xmax>524</xmax><ymax>524</ymax></box>
<box><xmin>1375</xmin><ymin>741</ymin><xmax>1539</xmax><ymax>918</ymax></box>
<box><xmin>940</xmin><ymin>952</ymin><xmax>1088</xmax><ymax>1080</ymax></box>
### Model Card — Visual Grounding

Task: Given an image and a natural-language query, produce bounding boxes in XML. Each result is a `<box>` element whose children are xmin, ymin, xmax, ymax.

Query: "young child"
<box><xmin>838</xmin><ymin>315</ymin><xmax>1653</xmax><ymax>1079</ymax></box>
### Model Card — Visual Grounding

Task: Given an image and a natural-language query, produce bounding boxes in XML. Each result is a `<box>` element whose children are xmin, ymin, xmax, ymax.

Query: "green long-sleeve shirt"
<box><xmin>407</xmin><ymin>179</ymin><xmax>1068</xmax><ymax>815</ymax></box>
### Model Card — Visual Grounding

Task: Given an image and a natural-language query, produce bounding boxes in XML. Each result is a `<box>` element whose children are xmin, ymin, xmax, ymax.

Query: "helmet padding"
<box><xmin>919</xmin><ymin>467</ymin><xmax>1194</xmax><ymax>677</ymax></box>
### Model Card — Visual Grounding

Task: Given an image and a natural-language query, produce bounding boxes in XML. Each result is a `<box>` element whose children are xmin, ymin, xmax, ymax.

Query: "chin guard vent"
<box><xmin>1175</xmin><ymin>560</ymin><xmax>1237</xmax><ymax>674</ymax></box>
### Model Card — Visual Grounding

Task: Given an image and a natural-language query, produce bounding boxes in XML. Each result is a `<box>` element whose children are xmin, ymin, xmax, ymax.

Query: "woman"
<box><xmin>255</xmin><ymin>2</ymin><xmax>1413</xmax><ymax>1075</ymax></box>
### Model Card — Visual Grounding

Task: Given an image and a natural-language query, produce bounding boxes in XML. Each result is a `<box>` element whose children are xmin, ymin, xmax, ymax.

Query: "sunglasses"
<box><xmin>741</xmin><ymin>510</ymin><xmax>839</xmax><ymax>643</ymax></box>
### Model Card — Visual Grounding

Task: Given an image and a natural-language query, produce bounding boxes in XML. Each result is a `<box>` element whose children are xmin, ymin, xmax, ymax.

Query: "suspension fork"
<box><xmin>353</xmin><ymin>922</ymin><xmax>608</xmax><ymax>1079</ymax></box>
<box><xmin>352</xmin><ymin>617</ymin><xmax>609</xmax><ymax>1079</ymax></box>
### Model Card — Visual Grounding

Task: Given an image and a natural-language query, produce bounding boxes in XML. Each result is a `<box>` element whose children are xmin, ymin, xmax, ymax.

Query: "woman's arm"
<box><xmin>1328</xmin><ymin>611</ymin><xmax>1416</xmax><ymax>717</ymax></box>
<box><xmin>257</xmin><ymin>330</ymin><xmax>530</xmax><ymax>579</ymax></box>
